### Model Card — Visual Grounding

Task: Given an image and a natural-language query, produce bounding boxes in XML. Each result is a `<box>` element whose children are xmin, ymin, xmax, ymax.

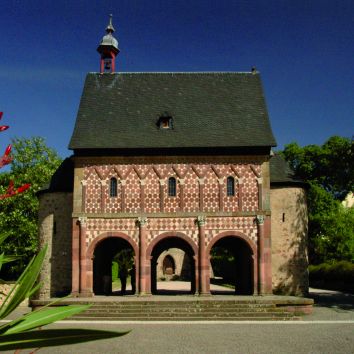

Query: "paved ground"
<box><xmin>2</xmin><ymin>287</ymin><xmax>353</xmax><ymax>354</ymax></box>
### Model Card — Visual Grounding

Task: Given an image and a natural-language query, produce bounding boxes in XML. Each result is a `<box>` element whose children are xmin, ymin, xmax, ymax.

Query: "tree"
<box><xmin>0</xmin><ymin>137</ymin><xmax>62</xmax><ymax>279</ymax></box>
<box><xmin>281</xmin><ymin>136</ymin><xmax>354</xmax><ymax>264</ymax></box>
<box><xmin>0</xmin><ymin>112</ymin><xmax>128</xmax><ymax>351</ymax></box>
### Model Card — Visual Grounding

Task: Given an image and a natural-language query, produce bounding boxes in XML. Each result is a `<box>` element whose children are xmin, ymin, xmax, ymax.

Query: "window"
<box><xmin>227</xmin><ymin>176</ymin><xmax>235</xmax><ymax>196</ymax></box>
<box><xmin>168</xmin><ymin>177</ymin><xmax>176</xmax><ymax>197</ymax></box>
<box><xmin>110</xmin><ymin>177</ymin><xmax>118</xmax><ymax>197</ymax></box>
<box><xmin>157</xmin><ymin>112</ymin><xmax>173</xmax><ymax>129</ymax></box>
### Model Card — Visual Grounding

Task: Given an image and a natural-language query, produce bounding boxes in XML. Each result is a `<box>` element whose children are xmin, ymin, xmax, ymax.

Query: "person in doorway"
<box><xmin>119</xmin><ymin>265</ymin><xmax>128</xmax><ymax>295</ymax></box>
<box><xmin>130</xmin><ymin>265</ymin><xmax>136</xmax><ymax>294</ymax></box>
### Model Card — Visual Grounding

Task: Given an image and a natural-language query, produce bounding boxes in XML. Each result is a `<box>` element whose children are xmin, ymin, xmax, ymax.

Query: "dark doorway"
<box><xmin>210</xmin><ymin>236</ymin><xmax>254</xmax><ymax>295</ymax></box>
<box><xmin>93</xmin><ymin>237</ymin><xmax>135</xmax><ymax>295</ymax></box>
<box><xmin>163</xmin><ymin>255</ymin><xmax>176</xmax><ymax>275</ymax></box>
<box><xmin>151</xmin><ymin>237</ymin><xmax>196</xmax><ymax>295</ymax></box>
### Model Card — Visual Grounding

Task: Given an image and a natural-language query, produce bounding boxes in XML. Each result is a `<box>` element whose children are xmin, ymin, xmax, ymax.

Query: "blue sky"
<box><xmin>1</xmin><ymin>0</ymin><xmax>353</xmax><ymax>158</ymax></box>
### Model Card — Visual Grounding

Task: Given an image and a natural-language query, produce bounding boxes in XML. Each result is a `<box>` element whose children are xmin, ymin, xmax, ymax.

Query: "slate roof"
<box><xmin>69</xmin><ymin>72</ymin><xmax>276</xmax><ymax>150</ymax></box>
<box><xmin>270</xmin><ymin>154</ymin><xmax>307</xmax><ymax>187</ymax></box>
<box><xmin>37</xmin><ymin>158</ymin><xmax>74</xmax><ymax>195</ymax></box>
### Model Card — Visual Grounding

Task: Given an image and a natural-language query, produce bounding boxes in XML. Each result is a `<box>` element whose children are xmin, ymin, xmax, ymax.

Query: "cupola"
<box><xmin>97</xmin><ymin>15</ymin><xmax>120</xmax><ymax>73</ymax></box>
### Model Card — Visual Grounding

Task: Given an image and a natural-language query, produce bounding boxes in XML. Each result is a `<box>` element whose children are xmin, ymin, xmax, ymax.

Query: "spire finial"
<box><xmin>106</xmin><ymin>14</ymin><xmax>115</xmax><ymax>33</ymax></box>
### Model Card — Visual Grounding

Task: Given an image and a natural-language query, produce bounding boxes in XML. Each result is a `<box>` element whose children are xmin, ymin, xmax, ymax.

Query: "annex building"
<box><xmin>37</xmin><ymin>17</ymin><xmax>308</xmax><ymax>299</ymax></box>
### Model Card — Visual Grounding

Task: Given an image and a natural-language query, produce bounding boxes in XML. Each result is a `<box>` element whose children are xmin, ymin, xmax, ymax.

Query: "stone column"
<box><xmin>179</xmin><ymin>178</ymin><xmax>185</xmax><ymax>210</ymax></box>
<box><xmin>159</xmin><ymin>180</ymin><xmax>165</xmax><ymax>212</ymax></box>
<box><xmin>140</xmin><ymin>179</ymin><xmax>145</xmax><ymax>212</ymax></box>
<box><xmin>218</xmin><ymin>177</ymin><xmax>224</xmax><ymax>211</ymax></box>
<box><xmin>81</xmin><ymin>180</ymin><xmax>87</xmax><ymax>213</ymax></box>
<box><xmin>100</xmin><ymin>180</ymin><xmax>107</xmax><ymax>213</ymax></box>
<box><xmin>197</xmin><ymin>216</ymin><xmax>210</xmax><ymax>295</ymax></box>
<box><xmin>237</xmin><ymin>178</ymin><xmax>243</xmax><ymax>211</ymax></box>
<box><xmin>257</xmin><ymin>177</ymin><xmax>263</xmax><ymax>211</ymax></box>
<box><xmin>71</xmin><ymin>218</ymin><xmax>80</xmax><ymax>296</ymax></box>
<box><xmin>256</xmin><ymin>215</ymin><xmax>265</xmax><ymax>295</ymax></box>
<box><xmin>198</xmin><ymin>178</ymin><xmax>204</xmax><ymax>211</ymax></box>
<box><xmin>120</xmin><ymin>180</ymin><xmax>126</xmax><ymax>211</ymax></box>
<box><xmin>138</xmin><ymin>217</ymin><xmax>149</xmax><ymax>295</ymax></box>
<box><xmin>78</xmin><ymin>217</ymin><xmax>91</xmax><ymax>296</ymax></box>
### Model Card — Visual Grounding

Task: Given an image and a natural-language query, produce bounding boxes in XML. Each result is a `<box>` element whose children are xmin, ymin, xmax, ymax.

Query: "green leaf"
<box><xmin>0</xmin><ymin>245</ymin><xmax>47</xmax><ymax>319</ymax></box>
<box><xmin>3</xmin><ymin>305</ymin><xmax>92</xmax><ymax>334</ymax></box>
<box><xmin>0</xmin><ymin>328</ymin><xmax>130</xmax><ymax>351</ymax></box>
<box><xmin>0</xmin><ymin>233</ymin><xmax>10</xmax><ymax>247</ymax></box>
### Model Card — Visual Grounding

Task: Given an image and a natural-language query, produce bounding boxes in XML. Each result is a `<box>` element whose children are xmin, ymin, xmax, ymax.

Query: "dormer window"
<box><xmin>157</xmin><ymin>112</ymin><xmax>173</xmax><ymax>130</ymax></box>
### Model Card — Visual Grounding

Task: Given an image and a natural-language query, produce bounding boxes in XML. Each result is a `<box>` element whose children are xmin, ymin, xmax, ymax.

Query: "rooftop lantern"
<box><xmin>97</xmin><ymin>14</ymin><xmax>120</xmax><ymax>73</ymax></box>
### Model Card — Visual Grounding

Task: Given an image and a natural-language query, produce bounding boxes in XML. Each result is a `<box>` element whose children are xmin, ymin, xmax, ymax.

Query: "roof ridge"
<box><xmin>88</xmin><ymin>71</ymin><xmax>258</xmax><ymax>75</ymax></box>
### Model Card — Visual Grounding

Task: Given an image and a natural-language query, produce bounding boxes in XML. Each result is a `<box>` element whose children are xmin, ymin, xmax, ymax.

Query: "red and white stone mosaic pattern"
<box><xmin>85</xmin><ymin>216</ymin><xmax>258</xmax><ymax>250</ymax></box>
<box><xmin>86</xmin><ymin>218</ymin><xmax>138</xmax><ymax>246</ymax></box>
<box><xmin>146</xmin><ymin>217</ymin><xmax>199</xmax><ymax>243</ymax></box>
<box><xmin>83</xmin><ymin>163</ymin><xmax>261</xmax><ymax>214</ymax></box>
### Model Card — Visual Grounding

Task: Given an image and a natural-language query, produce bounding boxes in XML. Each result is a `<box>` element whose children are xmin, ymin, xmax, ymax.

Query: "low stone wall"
<box><xmin>0</xmin><ymin>282</ymin><xmax>29</xmax><ymax>306</ymax></box>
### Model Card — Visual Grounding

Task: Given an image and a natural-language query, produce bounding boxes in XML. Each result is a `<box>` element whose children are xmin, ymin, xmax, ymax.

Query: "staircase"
<box><xmin>31</xmin><ymin>297</ymin><xmax>312</xmax><ymax>321</ymax></box>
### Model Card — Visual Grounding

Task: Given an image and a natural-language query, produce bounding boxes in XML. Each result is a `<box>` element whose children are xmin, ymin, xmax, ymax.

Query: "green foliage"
<box><xmin>114</xmin><ymin>248</ymin><xmax>134</xmax><ymax>276</ymax></box>
<box><xmin>281</xmin><ymin>136</ymin><xmax>354</xmax><ymax>264</ymax></box>
<box><xmin>112</xmin><ymin>261</ymin><xmax>119</xmax><ymax>281</ymax></box>
<box><xmin>0</xmin><ymin>137</ymin><xmax>62</xmax><ymax>279</ymax></box>
<box><xmin>0</xmin><ymin>237</ymin><xmax>129</xmax><ymax>351</ymax></box>
<box><xmin>282</xmin><ymin>136</ymin><xmax>353</xmax><ymax>200</ymax></box>
<box><xmin>309</xmin><ymin>261</ymin><xmax>354</xmax><ymax>293</ymax></box>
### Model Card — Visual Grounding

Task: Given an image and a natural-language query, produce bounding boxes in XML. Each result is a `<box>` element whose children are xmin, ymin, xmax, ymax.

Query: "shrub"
<box><xmin>309</xmin><ymin>261</ymin><xmax>354</xmax><ymax>293</ymax></box>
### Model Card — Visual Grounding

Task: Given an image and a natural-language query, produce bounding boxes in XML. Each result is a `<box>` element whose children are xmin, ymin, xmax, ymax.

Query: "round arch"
<box><xmin>85</xmin><ymin>232</ymin><xmax>139</xmax><ymax>295</ymax></box>
<box><xmin>207</xmin><ymin>231</ymin><xmax>257</xmax><ymax>295</ymax></box>
<box><xmin>146</xmin><ymin>231</ymin><xmax>198</xmax><ymax>259</ymax></box>
<box><xmin>206</xmin><ymin>231</ymin><xmax>256</xmax><ymax>256</ymax></box>
<box><xmin>86</xmin><ymin>232</ymin><xmax>139</xmax><ymax>260</ymax></box>
<box><xmin>147</xmin><ymin>232</ymin><xmax>198</xmax><ymax>295</ymax></box>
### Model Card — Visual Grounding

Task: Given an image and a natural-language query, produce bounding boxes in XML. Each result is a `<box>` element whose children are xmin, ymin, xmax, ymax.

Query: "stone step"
<box><xmin>69</xmin><ymin>315</ymin><xmax>300</xmax><ymax>321</ymax></box>
<box><xmin>86</xmin><ymin>307</ymin><xmax>285</xmax><ymax>314</ymax></box>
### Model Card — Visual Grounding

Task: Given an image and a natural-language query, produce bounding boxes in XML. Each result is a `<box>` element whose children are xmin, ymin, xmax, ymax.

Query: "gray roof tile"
<box><xmin>69</xmin><ymin>72</ymin><xmax>276</xmax><ymax>150</ymax></box>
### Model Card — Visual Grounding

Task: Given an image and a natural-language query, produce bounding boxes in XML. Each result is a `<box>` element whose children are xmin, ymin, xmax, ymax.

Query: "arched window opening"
<box><xmin>227</xmin><ymin>176</ymin><xmax>235</xmax><ymax>196</ymax></box>
<box><xmin>110</xmin><ymin>177</ymin><xmax>118</xmax><ymax>197</ymax></box>
<box><xmin>163</xmin><ymin>255</ymin><xmax>176</xmax><ymax>275</ymax></box>
<box><xmin>168</xmin><ymin>177</ymin><xmax>176</xmax><ymax>197</ymax></box>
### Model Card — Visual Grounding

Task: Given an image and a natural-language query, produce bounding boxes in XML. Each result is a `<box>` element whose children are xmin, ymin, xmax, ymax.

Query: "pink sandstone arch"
<box><xmin>85</xmin><ymin>232</ymin><xmax>139</xmax><ymax>294</ymax></box>
<box><xmin>206</xmin><ymin>230</ymin><xmax>257</xmax><ymax>255</ymax></box>
<box><xmin>206</xmin><ymin>230</ymin><xmax>258</xmax><ymax>295</ymax></box>
<box><xmin>146</xmin><ymin>231</ymin><xmax>198</xmax><ymax>258</ymax></box>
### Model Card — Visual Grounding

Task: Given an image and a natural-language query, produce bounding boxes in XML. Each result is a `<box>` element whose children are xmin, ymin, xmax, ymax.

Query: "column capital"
<box><xmin>140</xmin><ymin>179</ymin><xmax>146</xmax><ymax>186</ymax></box>
<box><xmin>137</xmin><ymin>216</ymin><xmax>148</xmax><ymax>227</ymax></box>
<box><xmin>196</xmin><ymin>215</ymin><xmax>206</xmax><ymax>227</ymax></box>
<box><xmin>218</xmin><ymin>177</ymin><xmax>224</xmax><ymax>185</ymax></box>
<box><xmin>179</xmin><ymin>178</ymin><xmax>185</xmax><ymax>185</ymax></box>
<box><xmin>100</xmin><ymin>179</ymin><xmax>107</xmax><ymax>186</ymax></box>
<box><xmin>257</xmin><ymin>177</ymin><xmax>263</xmax><ymax>185</ymax></box>
<box><xmin>256</xmin><ymin>215</ymin><xmax>265</xmax><ymax>225</ymax></box>
<box><xmin>198</xmin><ymin>178</ymin><xmax>204</xmax><ymax>185</ymax></box>
<box><xmin>120</xmin><ymin>179</ymin><xmax>126</xmax><ymax>186</ymax></box>
<box><xmin>81</xmin><ymin>180</ymin><xmax>87</xmax><ymax>186</ymax></box>
<box><xmin>159</xmin><ymin>179</ymin><xmax>165</xmax><ymax>186</ymax></box>
<box><xmin>237</xmin><ymin>177</ymin><xmax>243</xmax><ymax>184</ymax></box>
<box><xmin>78</xmin><ymin>216</ymin><xmax>87</xmax><ymax>227</ymax></box>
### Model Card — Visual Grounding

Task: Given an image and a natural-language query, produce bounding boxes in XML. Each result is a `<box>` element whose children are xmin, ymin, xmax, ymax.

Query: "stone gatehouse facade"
<box><xmin>37</xmin><ymin>18</ymin><xmax>308</xmax><ymax>300</ymax></box>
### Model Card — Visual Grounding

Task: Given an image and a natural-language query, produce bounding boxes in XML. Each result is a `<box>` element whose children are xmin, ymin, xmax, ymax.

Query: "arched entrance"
<box><xmin>149</xmin><ymin>235</ymin><xmax>197</xmax><ymax>295</ymax></box>
<box><xmin>92</xmin><ymin>237</ymin><xmax>136</xmax><ymax>295</ymax></box>
<box><xmin>208</xmin><ymin>234</ymin><xmax>255</xmax><ymax>295</ymax></box>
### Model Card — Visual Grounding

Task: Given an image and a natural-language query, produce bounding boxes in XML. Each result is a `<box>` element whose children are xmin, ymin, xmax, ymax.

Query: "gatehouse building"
<box><xmin>37</xmin><ymin>17</ymin><xmax>308</xmax><ymax>299</ymax></box>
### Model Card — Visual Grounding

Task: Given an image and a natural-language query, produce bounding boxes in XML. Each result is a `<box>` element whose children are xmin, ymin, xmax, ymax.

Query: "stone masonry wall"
<box><xmin>82</xmin><ymin>162</ymin><xmax>261</xmax><ymax>214</ymax></box>
<box><xmin>37</xmin><ymin>192</ymin><xmax>73</xmax><ymax>299</ymax></box>
<box><xmin>271</xmin><ymin>187</ymin><xmax>308</xmax><ymax>295</ymax></box>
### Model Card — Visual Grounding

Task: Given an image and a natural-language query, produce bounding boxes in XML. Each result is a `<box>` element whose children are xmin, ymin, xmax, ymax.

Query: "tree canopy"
<box><xmin>281</xmin><ymin>136</ymin><xmax>354</xmax><ymax>264</ymax></box>
<box><xmin>0</xmin><ymin>137</ymin><xmax>62</xmax><ymax>279</ymax></box>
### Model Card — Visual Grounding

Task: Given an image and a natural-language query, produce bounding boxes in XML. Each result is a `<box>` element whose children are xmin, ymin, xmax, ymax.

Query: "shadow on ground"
<box><xmin>309</xmin><ymin>289</ymin><xmax>354</xmax><ymax>311</ymax></box>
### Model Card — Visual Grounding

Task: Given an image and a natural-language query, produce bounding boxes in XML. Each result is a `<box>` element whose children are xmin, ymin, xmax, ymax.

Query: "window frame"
<box><xmin>109</xmin><ymin>177</ymin><xmax>118</xmax><ymax>197</ymax></box>
<box><xmin>226</xmin><ymin>176</ymin><xmax>235</xmax><ymax>197</ymax></box>
<box><xmin>168</xmin><ymin>177</ymin><xmax>177</xmax><ymax>197</ymax></box>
